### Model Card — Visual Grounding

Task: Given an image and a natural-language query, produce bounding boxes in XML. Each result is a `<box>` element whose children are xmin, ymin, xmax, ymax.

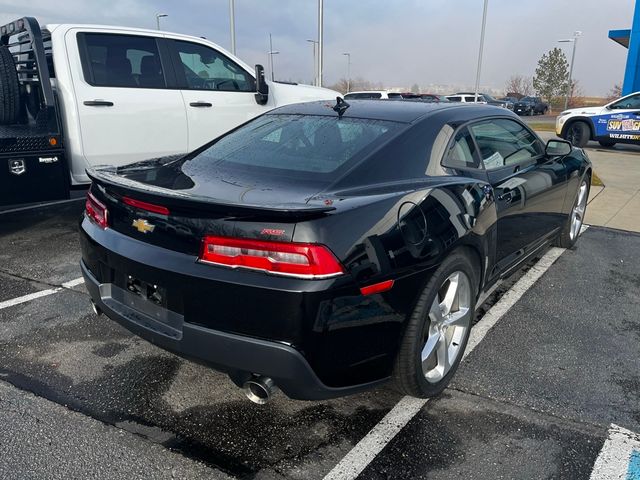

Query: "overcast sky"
<box><xmin>0</xmin><ymin>0</ymin><xmax>635</xmax><ymax>95</ymax></box>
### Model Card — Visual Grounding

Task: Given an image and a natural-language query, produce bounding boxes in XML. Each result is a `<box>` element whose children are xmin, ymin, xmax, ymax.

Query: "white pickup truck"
<box><xmin>0</xmin><ymin>17</ymin><xmax>337</xmax><ymax>205</ymax></box>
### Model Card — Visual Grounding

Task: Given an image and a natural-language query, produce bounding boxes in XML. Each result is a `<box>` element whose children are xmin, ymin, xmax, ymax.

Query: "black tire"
<box><xmin>555</xmin><ymin>174</ymin><xmax>590</xmax><ymax>249</ymax></box>
<box><xmin>392</xmin><ymin>250</ymin><xmax>478</xmax><ymax>398</ymax></box>
<box><xmin>0</xmin><ymin>46</ymin><xmax>21</xmax><ymax>125</ymax></box>
<box><xmin>564</xmin><ymin>121</ymin><xmax>591</xmax><ymax>148</ymax></box>
<box><xmin>598</xmin><ymin>140</ymin><xmax>616</xmax><ymax>148</ymax></box>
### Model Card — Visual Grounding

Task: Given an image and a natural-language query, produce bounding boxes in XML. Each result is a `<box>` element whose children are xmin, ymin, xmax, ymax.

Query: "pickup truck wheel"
<box><xmin>564</xmin><ymin>121</ymin><xmax>590</xmax><ymax>148</ymax></box>
<box><xmin>0</xmin><ymin>46</ymin><xmax>21</xmax><ymax>125</ymax></box>
<box><xmin>392</xmin><ymin>251</ymin><xmax>477</xmax><ymax>398</ymax></box>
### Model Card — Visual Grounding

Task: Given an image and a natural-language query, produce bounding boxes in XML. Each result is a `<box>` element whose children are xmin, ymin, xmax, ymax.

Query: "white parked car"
<box><xmin>556</xmin><ymin>91</ymin><xmax>640</xmax><ymax>148</ymax></box>
<box><xmin>445</xmin><ymin>94</ymin><xmax>488</xmax><ymax>104</ymax></box>
<box><xmin>0</xmin><ymin>17</ymin><xmax>338</xmax><ymax>205</ymax></box>
<box><xmin>343</xmin><ymin>90</ymin><xmax>405</xmax><ymax>100</ymax></box>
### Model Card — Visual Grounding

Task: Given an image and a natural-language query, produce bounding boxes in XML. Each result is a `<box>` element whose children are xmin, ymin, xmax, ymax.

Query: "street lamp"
<box><xmin>268</xmin><ymin>33</ymin><xmax>279</xmax><ymax>81</ymax></box>
<box><xmin>317</xmin><ymin>0</ymin><xmax>324</xmax><ymax>87</ymax></box>
<box><xmin>155</xmin><ymin>13</ymin><xmax>168</xmax><ymax>31</ymax></box>
<box><xmin>558</xmin><ymin>31</ymin><xmax>582</xmax><ymax>111</ymax></box>
<box><xmin>473</xmin><ymin>0</ymin><xmax>489</xmax><ymax>102</ymax></box>
<box><xmin>229</xmin><ymin>0</ymin><xmax>236</xmax><ymax>55</ymax></box>
<box><xmin>307</xmin><ymin>40</ymin><xmax>318</xmax><ymax>86</ymax></box>
<box><xmin>342</xmin><ymin>52</ymin><xmax>351</xmax><ymax>93</ymax></box>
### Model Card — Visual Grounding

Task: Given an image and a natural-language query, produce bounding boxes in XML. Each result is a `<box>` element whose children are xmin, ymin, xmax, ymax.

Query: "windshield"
<box><xmin>483</xmin><ymin>94</ymin><xmax>496</xmax><ymax>101</ymax></box>
<box><xmin>191</xmin><ymin>114</ymin><xmax>401</xmax><ymax>180</ymax></box>
<box><xmin>520</xmin><ymin>97</ymin><xmax>535</xmax><ymax>102</ymax></box>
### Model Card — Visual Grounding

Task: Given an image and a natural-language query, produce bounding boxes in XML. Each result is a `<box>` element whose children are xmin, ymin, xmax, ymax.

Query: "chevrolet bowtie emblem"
<box><xmin>132</xmin><ymin>218</ymin><xmax>155</xmax><ymax>234</ymax></box>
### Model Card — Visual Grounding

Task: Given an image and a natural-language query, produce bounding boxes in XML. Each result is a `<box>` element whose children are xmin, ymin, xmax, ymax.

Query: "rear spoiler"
<box><xmin>87</xmin><ymin>166</ymin><xmax>336</xmax><ymax>216</ymax></box>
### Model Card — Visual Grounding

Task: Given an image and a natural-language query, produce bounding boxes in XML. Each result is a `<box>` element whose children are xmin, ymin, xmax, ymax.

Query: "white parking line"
<box><xmin>323</xmin><ymin>246</ymin><xmax>567</xmax><ymax>480</ymax></box>
<box><xmin>0</xmin><ymin>288</ymin><xmax>60</xmax><ymax>310</ymax></box>
<box><xmin>590</xmin><ymin>424</ymin><xmax>640</xmax><ymax>480</ymax></box>
<box><xmin>0</xmin><ymin>277</ymin><xmax>85</xmax><ymax>311</ymax></box>
<box><xmin>62</xmin><ymin>277</ymin><xmax>85</xmax><ymax>289</ymax></box>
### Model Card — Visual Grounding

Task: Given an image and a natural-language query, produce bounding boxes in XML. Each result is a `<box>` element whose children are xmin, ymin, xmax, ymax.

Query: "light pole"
<box><xmin>155</xmin><ymin>13</ymin><xmax>168</xmax><ymax>31</ymax></box>
<box><xmin>317</xmin><ymin>0</ymin><xmax>324</xmax><ymax>87</ymax></box>
<box><xmin>473</xmin><ymin>0</ymin><xmax>489</xmax><ymax>102</ymax></box>
<box><xmin>559</xmin><ymin>31</ymin><xmax>582</xmax><ymax>111</ymax></box>
<box><xmin>268</xmin><ymin>33</ymin><xmax>279</xmax><ymax>81</ymax></box>
<box><xmin>229</xmin><ymin>0</ymin><xmax>236</xmax><ymax>55</ymax></box>
<box><xmin>307</xmin><ymin>40</ymin><xmax>318</xmax><ymax>86</ymax></box>
<box><xmin>342</xmin><ymin>52</ymin><xmax>351</xmax><ymax>93</ymax></box>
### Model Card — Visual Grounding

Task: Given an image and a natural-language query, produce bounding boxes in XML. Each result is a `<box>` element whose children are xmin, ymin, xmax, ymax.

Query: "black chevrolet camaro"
<box><xmin>80</xmin><ymin>100</ymin><xmax>591</xmax><ymax>403</ymax></box>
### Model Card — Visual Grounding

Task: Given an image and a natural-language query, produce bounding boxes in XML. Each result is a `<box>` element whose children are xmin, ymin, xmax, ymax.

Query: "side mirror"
<box><xmin>546</xmin><ymin>139</ymin><xmax>572</xmax><ymax>156</ymax></box>
<box><xmin>254</xmin><ymin>64</ymin><xmax>269</xmax><ymax>105</ymax></box>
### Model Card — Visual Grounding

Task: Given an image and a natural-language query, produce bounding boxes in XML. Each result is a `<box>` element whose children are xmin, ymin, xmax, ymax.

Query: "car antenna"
<box><xmin>333</xmin><ymin>97</ymin><xmax>350</xmax><ymax>118</ymax></box>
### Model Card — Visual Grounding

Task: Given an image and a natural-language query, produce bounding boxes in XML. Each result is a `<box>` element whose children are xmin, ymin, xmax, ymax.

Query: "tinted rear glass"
<box><xmin>194</xmin><ymin>114</ymin><xmax>401</xmax><ymax>180</ymax></box>
<box><xmin>344</xmin><ymin>92</ymin><xmax>382</xmax><ymax>99</ymax></box>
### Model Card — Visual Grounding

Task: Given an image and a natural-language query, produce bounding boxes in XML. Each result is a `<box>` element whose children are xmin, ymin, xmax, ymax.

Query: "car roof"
<box><xmin>268</xmin><ymin>99</ymin><xmax>507</xmax><ymax>123</ymax></box>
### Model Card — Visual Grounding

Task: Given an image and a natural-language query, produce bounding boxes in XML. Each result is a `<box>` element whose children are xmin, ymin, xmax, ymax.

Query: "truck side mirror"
<box><xmin>254</xmin><ymin>64</ymin><xmax>269</xmax><ymax>105</ymax></box>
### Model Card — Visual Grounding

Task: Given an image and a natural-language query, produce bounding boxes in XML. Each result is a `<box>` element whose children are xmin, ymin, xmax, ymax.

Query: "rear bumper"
<box><xmin>81</xmin><ymin>260</ymin><xmax>387</xmax><ymax>400</ymax></box>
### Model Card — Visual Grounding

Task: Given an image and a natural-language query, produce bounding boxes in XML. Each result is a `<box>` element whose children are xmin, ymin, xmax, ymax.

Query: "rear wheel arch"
<box><xmin>453</xmin><ymin>244</ymin><xmax>484</xmax><ymax>296</ymax></box>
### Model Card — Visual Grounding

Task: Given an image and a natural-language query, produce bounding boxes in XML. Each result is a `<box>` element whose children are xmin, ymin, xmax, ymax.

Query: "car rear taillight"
<box><xmin>199</xmin><ymin>235</ymin><xmax>345</xmax><ymax>279</ymax></box>
<box><xmin>122</xmin><ymin>196</ymin><xmax>170</xmax><ymax>215</ymax></box>
<box><xmin>85</xmin><ymin>192</ymin><xmax>108</xmax><ymax>229</ymax></box>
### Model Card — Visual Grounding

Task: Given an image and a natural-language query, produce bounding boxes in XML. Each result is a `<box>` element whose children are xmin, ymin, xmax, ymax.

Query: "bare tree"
<box><xmin>505</xmin><ymin>74</ymin><xmax>533</xmax><ymax>97</ymax></box>
<box><xmin>568</xmin><ymin>79</ymin><xmax>585</xmax><ymax>108</ymax></box>
<box><xmin>607</xmin><ymin>83</ymin><xmax>622</xmax><ymax>101</ymax></box>
<box><xmin>328</xmin><ymin>77</ymin><xmax>381</xmax><ymax>94</ymax></box>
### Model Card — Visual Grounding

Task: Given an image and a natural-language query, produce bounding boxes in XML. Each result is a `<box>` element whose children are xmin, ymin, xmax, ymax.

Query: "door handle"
<box><xmin>83</xmin><ymin>100</ymin><xmax>114</xmax><ymax>107</ymax></box>
<box><xmin>498</xmin><ymin>191</ymin><xmax>514</xmax><ymax>202</ymax></box>
<box><xmin>189</xmin><ymin>101</ymin><xmax>213</xmax><ymax>107</ymax></box>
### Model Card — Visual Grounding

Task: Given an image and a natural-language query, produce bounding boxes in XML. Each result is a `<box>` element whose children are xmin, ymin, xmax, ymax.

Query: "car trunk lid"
<box><xmin>87</xmin><ymin>164</ymin><xmax>334</xmax><ymax>256</ymax></box>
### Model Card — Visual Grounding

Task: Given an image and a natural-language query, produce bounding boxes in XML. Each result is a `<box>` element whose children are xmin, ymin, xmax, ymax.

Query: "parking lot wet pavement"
<box><xmin>0</xmin><ymin>201</ymin><xmax>638</xmax><ymax>479</ymax></box>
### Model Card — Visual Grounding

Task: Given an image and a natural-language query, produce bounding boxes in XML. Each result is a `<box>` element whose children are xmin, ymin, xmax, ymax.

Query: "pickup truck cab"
<box><xmin>0</xmin><ymin>17</ymin><xmax>338</xmax><ymax>205</ymax></box>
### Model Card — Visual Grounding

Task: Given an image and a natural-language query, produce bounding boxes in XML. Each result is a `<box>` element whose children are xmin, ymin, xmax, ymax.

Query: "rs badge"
<box><xmin>132</xmin><ymin>218</ymin><xmax>155</xmax><ymax>234</ymax></box>
<box><xmin>8</xmin><ymin>159</ymin><xmax>26</xmax><ymax>175</ymax></box>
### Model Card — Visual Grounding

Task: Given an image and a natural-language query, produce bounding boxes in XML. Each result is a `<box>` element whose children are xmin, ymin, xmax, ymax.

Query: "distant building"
<box><xmin>608</xmin><ymin>0</ymin><xmax>640</xmax><ymax>95</ymax></box>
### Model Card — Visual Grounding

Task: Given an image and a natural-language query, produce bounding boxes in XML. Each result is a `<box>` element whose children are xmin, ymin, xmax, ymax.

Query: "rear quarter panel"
<box><xmin>292</xmin><ymin>181</ymin><xmax>497</xmax><ymax>386</ymax></box>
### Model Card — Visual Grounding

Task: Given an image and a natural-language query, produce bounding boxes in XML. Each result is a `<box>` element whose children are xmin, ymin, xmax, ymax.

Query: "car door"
<box><xmin>469</xmin><ymin>118</ymin><xmax>568</xmax><ymax>271</ymax></box>
<box><xmin>68</xmin><ymin>30</ymin><xmax>188</xmax><ymax>176</ymax></box>
<box><xmin>593</xmin><ymin>93</ymin><xmax>640</xmax><ymax>142</ymax></box>
<box><xmin>167</xmin><ymin>39</ymin><xmax>266</xmax><ymax>151</ymax></box>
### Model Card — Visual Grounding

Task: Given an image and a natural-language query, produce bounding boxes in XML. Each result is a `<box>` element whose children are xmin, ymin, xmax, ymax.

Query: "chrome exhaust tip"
<box><xmin>90</xmin><ymin>300</ymin><xmax>102</xmax><ymax>316</ymax></box>
<box><xmin>243</xmin><ymin>376</ymin><xmax>276</xmax><ymax>404</ymax></box>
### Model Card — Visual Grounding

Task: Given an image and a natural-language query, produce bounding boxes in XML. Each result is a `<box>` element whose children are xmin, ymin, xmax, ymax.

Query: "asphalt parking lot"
<box><xmin>0</xmin><ymin>200</ymin><xmax>639</xmax><ymax>479</ymax></box>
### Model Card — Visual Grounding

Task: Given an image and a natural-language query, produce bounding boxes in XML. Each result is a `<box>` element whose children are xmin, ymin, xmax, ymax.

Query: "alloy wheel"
<box><xmin>567</xmin><ymin>124</ymin><xmax>582</xmax><ymax>146</ymax></box>
<box><xmin>570</xmin><ymin>180</ymin><xmax>588</xmax><ymax>240</ymax></box>
<box><xmin>421</xmin><ymin>271</ymin><xmax>472</xmax><ymax>383</ymax></box>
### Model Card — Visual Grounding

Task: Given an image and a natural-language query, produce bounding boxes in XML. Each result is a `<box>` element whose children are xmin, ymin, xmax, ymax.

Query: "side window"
<box><xmin>173</xmin><ymin>40</ymin><xmax>254</xmax><ymax>92</ymax></box>
<box><xmin>609</xmin><ymin>93</ymin><xmax>640</xmax><ymax>110</ymax></box>
<box><xmin>465</xmin><ymin>96</ymin><xmax>477</xmax><ymax>102</ymax></box>
<box><xmin>80</xmin><ymin>33</ymin><xmax>164</xmax><ymax>88</ymax></box>
<box><xmin>470</xmin><ymin>118</ymin><xmax>543</xmax><ymax>170</ymax></box>
<box><xmin>448</xmin><ymin>96</ymin><xmax>461</xmax><ymax>102</ymax></box>
<box><xmin>442</xmin><ymin>127</ymin><xmax>480</xmax><ymax>169</ymax></box>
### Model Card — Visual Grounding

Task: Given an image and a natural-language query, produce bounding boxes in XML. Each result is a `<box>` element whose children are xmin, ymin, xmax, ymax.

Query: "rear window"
<box><xmin>344</xmin><ymin>92</ymin><xmax>382</xmax><ymax>99</ymax></box>
<box><xmin>193</xmin><ymin>114</ymin><xmax>400</xmax><ymax>179</ymax></box>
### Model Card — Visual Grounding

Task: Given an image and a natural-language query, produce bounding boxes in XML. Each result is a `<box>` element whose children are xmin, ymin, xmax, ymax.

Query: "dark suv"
<box><xmin>514</xmin><ymin>97</ymin><xmax>549</xmax><ymax>116</ymax></box>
